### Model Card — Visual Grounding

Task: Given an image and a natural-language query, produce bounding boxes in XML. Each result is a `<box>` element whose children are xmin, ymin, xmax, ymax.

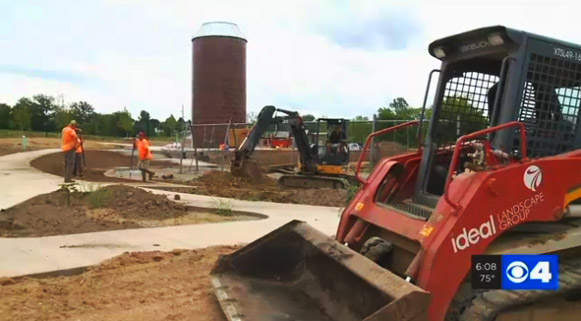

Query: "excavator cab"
<box><xmin>314</xmin><ymin>118</ymin><xmax>350</xmax><ymax>169</ymax></box>
<box><xmin>214</xmin><ymin>26</ymin><xmax>581</xmax><ymax>321</ymax></box>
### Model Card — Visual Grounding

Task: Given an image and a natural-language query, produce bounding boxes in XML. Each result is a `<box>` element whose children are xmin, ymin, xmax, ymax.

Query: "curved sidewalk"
<box><xmin>0</xmin><ymin>150</ymin><xmax>342</xmax><ymax>277</ymax></box>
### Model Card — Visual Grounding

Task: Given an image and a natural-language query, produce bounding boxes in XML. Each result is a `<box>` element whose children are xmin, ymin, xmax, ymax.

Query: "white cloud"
<box><xmin>1</xmin><ymin>0</ymin><xmax>580</xmax><ymax>123</ymax></box>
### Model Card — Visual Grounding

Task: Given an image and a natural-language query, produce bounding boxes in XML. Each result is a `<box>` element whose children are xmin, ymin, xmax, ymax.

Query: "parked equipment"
<box><xmin>212</xmin><ymin>26</ymin><xmax>581</xmax><ymax>321</ymax></box>
<box><xmin>230</xmin><ymin>106</ymin><xmax>354</xmax><ymax>189</ymax></box>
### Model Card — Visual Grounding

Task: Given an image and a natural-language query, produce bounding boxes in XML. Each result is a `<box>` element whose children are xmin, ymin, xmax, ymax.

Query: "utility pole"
<box><xmin>59</xmin><ymin>93</ymin><xmax>65</xmax><ymax>109</ymax></box>
<box><xmin>181</xmin><ymin>104</ymin><xmax>185</xmax><ymax>141</ymax></box>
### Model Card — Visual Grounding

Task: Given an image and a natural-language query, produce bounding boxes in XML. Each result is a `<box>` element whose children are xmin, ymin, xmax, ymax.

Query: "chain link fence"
<box><xmin>173</xmin><ymin>119</ymin><xmax>430</xmax><ymax>173</ymax></box>
<box><xmin>186</xmin><ymin>119</ymin><xmax>430</xmax><ymax>151</ymax></box>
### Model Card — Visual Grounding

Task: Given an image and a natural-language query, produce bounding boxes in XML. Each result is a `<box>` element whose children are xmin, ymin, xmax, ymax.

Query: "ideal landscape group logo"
<box><xmin>523</xmin><ymin>165</ymin><xmax>542</xmax><ymax>192</ymax></box>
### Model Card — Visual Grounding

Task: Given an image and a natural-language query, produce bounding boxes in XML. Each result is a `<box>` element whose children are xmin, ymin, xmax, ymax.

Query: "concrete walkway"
<box><xmin>0</xmin><ymin>149</ymin><xmax>63</xmax><ymax>209</ymax></box>
<box><xmin>0</xmin><ymin>150</ymin><xmax>342</xmax><ymax>277</ymax></box>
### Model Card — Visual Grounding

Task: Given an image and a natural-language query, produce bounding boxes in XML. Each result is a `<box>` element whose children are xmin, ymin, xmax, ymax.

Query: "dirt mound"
<box><xmin>198</xmin><ymin>170</ymin><xmax>279</xmax><ymax>190</ymax></box>
<box><xmin>185</xmin><ymin>171</ymin><xmax>348</xmax><ymax>207</ymax></box>
<box><xmin>30</xmin><ymin>150</ymin><xmax>176</xmax><ymax>182</ymax></box>
<box><xmin>91</xmin><ymin>185</ymin><xmax>187</xmax><ymax>220</ymax></box>
<box><xmin>0</xmin><ymin>246</ymin><xmax>239</xmax><ymax>321</ymax></box>
<box><xmin>0</xmin><ymin>185</ymin><xmax>255</xmax><ymax>237</ymax></box>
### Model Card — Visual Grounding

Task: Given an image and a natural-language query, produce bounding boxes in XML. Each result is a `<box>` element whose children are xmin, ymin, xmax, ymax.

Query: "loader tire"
<box><xmin>446</xmin><ymin>256</ymin><xmax>581</xmax><ymax>321</ymax></box>
<box><xmin>360</xmin><ymin>237</ymin><xmax>393</xmax><ymax>266</ymax></box>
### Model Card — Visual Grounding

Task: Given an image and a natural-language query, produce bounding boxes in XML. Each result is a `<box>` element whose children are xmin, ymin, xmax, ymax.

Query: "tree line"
<box><xmin>0</xmin><ymin>94</ymin><xmax>188</xmax><ymax>137</ymax></box>
<box><xmin>0</xmin><ymin>94</ymin><xmax>484</xmax><ymax>147</ymax></box>
<box><xmin>349</xmin><ymin>95</ymin><xmax>484</xmax><ymax>147</ymax></box>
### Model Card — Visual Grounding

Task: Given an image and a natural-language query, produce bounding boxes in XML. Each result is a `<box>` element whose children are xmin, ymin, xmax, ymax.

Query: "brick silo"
<box><xmin>192</xmin><ymin>21</ymin><xmax>247</xmax><ymax>148</ymax></box>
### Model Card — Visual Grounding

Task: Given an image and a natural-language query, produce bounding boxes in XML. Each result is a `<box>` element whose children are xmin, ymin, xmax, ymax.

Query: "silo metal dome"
<box><xmin>192</xmin><ymin>22</ymin><xmax>247</xmax><ymax>147</ymax></box>
<box><xmin>193</xmin><ymin>21</ymin><xmax>246</xmax><ymax>41</ymax></box>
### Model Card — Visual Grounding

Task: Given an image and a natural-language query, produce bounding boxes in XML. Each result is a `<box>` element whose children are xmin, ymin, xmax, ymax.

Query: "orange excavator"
<box><xmin>211</xmin><ymin>26</ymin><xmax>581</xmax><ymax>320</ymax></box>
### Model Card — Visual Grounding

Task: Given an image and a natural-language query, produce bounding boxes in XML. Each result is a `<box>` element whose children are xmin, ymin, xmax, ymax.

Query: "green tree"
<box><xmin>53</xmin><ymin>106</ymin><xmax>72</xmax><ymax>130</ymax></box>
<box><xmin>30</xmin><ymin>94</ymin><xmax>56</xmax><ymax>132</ymax></box>
<box><xmin>302</xmin><ymin>114</ymin><xmax>315</xmax><ymax>121</ymax></box>
<box><xmin>0</xmin><ymin>103</ymin><xmax>11</xmax><ymax>129</ymax></box>
<box><xmin>350</xmin><ymin>116</ymin><xmax>372</xmax><ymax>144</ymax></box>
<box><xmin>389</xmin><ymin>97</ymin><xmax>409</xmax><ymax>113</ymax></box>
<box><xmin>162</xmin><ymin>114</ymin><xmax>178</xmax><ymax>136</ymax></box>
<box><xmin>177</xmin><ymin>117</ymin><xmax>186</xmax><ymax>132</ymax></box>
<box><xmin>98</xmin><ymin>114</ymin><xmax>116</xmax><ymax>136</ymax></box>
<box><xmin>113</xmin><ymin>108</ymin><xmax>134</xmax><ymax>137</ymax></box>
<box><xmin>12</xmin><ymin>98</ymin><xmax>33</xmax><ymax>130</ymax></box>
<box><xmin>69</xmin><ymin>101</ymin><xmax>95</xmax><ymax>124</ymax></box>
<box><xmin>377</xmin><ymin>97</ymin><xmax>428</xmax><ymax>147</ymax></box>
<box><xmin>135</xmin><ymin>110</ymin><xmax>152</xmax><ymax>136</ymax></box>
<box><xmin>150</xmin><ymin>118</ymin><xmax>161</xmax><ymax>135</ymax></box>
<box><xmin>377</xmin><ymin>106</ymin><xmax>397</xmax><ymax>120</ymax></box>
<box><xmin>436</xmin><ymin>96</ymin><xmax>487</xmax><ymax>144</ymax></box>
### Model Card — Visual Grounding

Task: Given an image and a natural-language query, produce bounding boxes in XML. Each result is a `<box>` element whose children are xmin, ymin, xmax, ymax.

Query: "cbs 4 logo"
<box><xmin>505</xmin><ymin>260</ymin><xmax>552</xmax><ymax>283</ymax></box>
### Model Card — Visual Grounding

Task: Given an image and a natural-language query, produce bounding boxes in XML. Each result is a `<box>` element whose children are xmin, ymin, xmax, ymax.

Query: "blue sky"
<box><xmin>0</xmin><ymin>0</ymin><xmax>579</xmax><ymax>121</ymax></box>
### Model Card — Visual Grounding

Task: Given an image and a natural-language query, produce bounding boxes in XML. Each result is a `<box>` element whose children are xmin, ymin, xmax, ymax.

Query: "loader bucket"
<box><xmin>211</xmin><ymin>220</ymin><xmax>430</xmax><ymax>321</ymax></box>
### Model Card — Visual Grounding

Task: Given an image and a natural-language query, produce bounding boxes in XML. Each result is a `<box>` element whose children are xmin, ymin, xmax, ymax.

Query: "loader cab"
<box><xmin>415</xmin><ymin>26</ymin><xmax>581</xmax><ymax>208</ymax></box>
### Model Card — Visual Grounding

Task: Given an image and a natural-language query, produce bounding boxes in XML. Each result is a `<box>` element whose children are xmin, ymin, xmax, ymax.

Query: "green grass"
<box><xmin>211</xmin><ymin>199</ymin><xmax>234</xmax><ymax>216</ymax></box>
<box><xmin>87</xmin><ymin>187</ymin><xmax>113</xmax><ymax>209</ymax></box>
<box><xmin>346</xmin><ymin>184</ymin><xmax>361</xmax><ymax>205</ymax></box>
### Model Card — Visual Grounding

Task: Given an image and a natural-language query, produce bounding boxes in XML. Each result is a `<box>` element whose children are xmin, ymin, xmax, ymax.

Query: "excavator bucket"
<box><xmin>211</xmin><ymin>220</ymin><xmax>430</xmax><ymax>321</ymax></box>
<box><xmin>230</xmin><ymin>157</ymin><xmax>266</xmax><ymax>182</ymax></box>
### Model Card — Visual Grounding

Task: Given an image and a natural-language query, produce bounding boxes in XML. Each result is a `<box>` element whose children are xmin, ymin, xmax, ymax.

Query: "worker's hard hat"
<box><xmin>69</xmin><ymin>120</ymin><xmax>77</xmax><ymax>125</ymax></box>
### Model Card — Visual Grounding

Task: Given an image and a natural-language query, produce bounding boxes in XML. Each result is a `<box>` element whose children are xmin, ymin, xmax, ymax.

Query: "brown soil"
<box><xmin>0</xmin><ymin>246</ymin><xmax>238</xmax><ymax>321</ymax></box>
<box><xmin>203</xmin><ymin>142</ymin><xmax>409</xmax><ymax>167</ymax></box>
<box><xmin>30</xmin><ymin>150</ymin><xmax>176</xmax><ymax>182</ymax></box>
<box><xmin>162</xmin><ymin>171</ymin><xmax>349</xmax><ymax>207</ymax></box>
<box><xmin>0</xmin><ymin>185</ymin><xmax>259</xmax><ymax>237</ymax></box>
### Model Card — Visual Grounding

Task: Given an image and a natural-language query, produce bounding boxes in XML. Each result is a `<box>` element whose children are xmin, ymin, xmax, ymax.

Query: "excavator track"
<box><xmin>278</xmin><ymin>174</ymin><xmax>349</xmax><ymax>189</ymax></box>
<box><xmin>448</xmin><ymin>256</ymin><xmax>581</xmax><ymax>321</ymax></box>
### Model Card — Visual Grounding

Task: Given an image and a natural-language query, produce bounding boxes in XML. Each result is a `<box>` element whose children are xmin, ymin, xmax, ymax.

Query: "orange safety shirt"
<box><xmin>138</xmin><ymin>138</ymin><xmax>153</xmax><ymax>160</ymax></box>
<box><xmin>61</xmin><ymin>126</ymin><xmax>78</xmax><ymax>152</ymax></box>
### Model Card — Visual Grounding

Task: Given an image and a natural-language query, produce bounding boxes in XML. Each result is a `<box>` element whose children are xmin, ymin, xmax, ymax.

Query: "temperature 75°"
<box><xmin>480</xmin><ymin>274</ymin><xmax>496</xmax><ymax>283</ymax></box>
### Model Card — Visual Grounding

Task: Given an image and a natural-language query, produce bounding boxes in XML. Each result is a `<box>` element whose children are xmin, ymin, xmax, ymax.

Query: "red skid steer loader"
<box><xmin>211</xmin><ymin>26</ymin><xmax>581</xmax><ymax>321</ymax></box>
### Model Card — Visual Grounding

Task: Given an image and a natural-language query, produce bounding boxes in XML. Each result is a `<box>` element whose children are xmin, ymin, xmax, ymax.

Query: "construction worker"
<box><xmin>327</xmin><ymin>125</ymin><xmax>347</xmax><ymax>155</ymax></box>
<box><xmin>73</xmin><ymin>128</ymin><xmax>85</xmax><ymax>178</ymax></box>
<box><xmin>61</xmin><ymin>120</ymin><xmax>79</xmax><ymax>183</ymax></box>
<box><xmin>137</xmin><ymin>132</ymin><xmax>155</xmax><ymax>182</ymax></box>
